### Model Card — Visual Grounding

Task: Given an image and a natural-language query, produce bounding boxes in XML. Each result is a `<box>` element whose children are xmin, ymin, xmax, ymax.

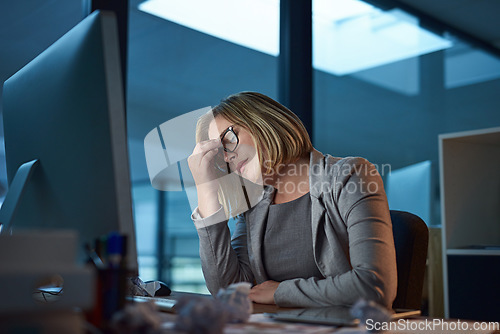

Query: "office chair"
<box><xmin>390</xmin><ymin>210</ymin><xmax>429</xmax><ymax>310</ymax></box>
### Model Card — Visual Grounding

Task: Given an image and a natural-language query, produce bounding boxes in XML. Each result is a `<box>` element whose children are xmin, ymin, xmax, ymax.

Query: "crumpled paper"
<box><xmin>174</xmin><ymin>282</ymin><xmax>253</xmax><ymax>334</ymax></box>
<box><xmin>128</xmin><ymin>276</ymin><xmax>161</xmax><ymax>297</ymax></box>
<box><xmin>110</xmin><ymin>300</ymin><xmax>169</xmax><ymax>334</ymax></box>
<box><xmin>350</xmin><ymin>299</ymin><xmax>393</xmax><ymax>333</ymax></box>
<box><xmin>216</xmin><ymin>282</ymin><xmax>253</xmax><ymax>322</ymax></box>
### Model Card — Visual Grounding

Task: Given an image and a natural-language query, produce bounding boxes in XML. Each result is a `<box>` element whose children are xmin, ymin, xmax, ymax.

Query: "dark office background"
<box><xmin>1</xmin><ymin>0</ymin><xmax>499</xmax><ymax>294</ymax></box>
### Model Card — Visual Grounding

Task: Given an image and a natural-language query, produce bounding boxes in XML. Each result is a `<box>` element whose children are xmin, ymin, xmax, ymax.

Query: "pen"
<box><xmin>95</xmin><ymin>236</ymin><xmax>108</xmax><ymax>266</ymax></box>
<box><xmin>107</xmin><ymin>232</ymin><xmax>124</xmax><ymax>268</ymax></box>
<box><xmin>84</xmin><ymin>242</ymin><xmax>106</xmax><ymax>269</ymax></box>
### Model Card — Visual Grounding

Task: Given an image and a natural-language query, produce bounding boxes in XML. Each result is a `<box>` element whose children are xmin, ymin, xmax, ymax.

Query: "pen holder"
<box><xmin>88</xmin><ymin>267</ymin><xmax>127</xmax><ymax>330</ymax></box>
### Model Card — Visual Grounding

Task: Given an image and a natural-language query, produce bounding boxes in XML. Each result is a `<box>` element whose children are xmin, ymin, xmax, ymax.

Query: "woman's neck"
<box><xmin>265</xmin><ymin>156</ymin><xmax>310</xmax><ymax>204</ymax></box>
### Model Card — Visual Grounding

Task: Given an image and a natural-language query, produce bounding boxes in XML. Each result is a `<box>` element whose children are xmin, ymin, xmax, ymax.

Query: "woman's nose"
<box><xmin>224</xmin><ymin>150</ymin><xmax>236</xmax><ymax>162</ymax></box>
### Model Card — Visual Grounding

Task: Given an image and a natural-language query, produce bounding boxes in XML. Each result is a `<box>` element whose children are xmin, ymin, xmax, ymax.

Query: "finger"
<box><xmin>200</xmin><ymin>148</ymin><xmax>219</xmax><ymax>166</ymax></box>
<box><xmin>189</xmin><ymin>145</ymin><xmax>219</xmax><ymax>167</ymax></box>
<box><xmin>194</xmin><ymin>139</ymin><xmax>221</xmax><ymax>153</ymax></box>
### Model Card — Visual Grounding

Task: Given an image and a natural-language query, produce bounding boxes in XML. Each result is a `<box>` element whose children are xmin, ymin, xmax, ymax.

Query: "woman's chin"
<box><xmin>240</xmin><ymin>171</ymin><xmax>263</xmax><ymax>186</ymax></box>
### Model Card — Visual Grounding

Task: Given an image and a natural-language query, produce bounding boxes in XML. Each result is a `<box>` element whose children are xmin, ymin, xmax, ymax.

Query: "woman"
<box><xmin>188</xmin><ymin>92</ymin><xmax>397</xmax><ymax>308</ymax></box>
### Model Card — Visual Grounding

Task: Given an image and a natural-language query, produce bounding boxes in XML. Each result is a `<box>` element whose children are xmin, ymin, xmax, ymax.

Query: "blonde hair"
<box><xmin>195</xmin><ymin>92</ymin><xmax>313</xmax><ymax>217</ymax></box>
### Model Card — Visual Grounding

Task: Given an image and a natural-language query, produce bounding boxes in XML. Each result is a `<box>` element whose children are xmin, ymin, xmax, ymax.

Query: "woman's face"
<box><xmin>208</xmin><ymin>116</ymin><xmax>262</xmax><ymax>184</ymax></box>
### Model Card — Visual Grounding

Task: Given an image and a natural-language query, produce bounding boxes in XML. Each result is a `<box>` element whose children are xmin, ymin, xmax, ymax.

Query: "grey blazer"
<box><xmin>193</xmin><ymin>150</ymin><xmax>397</xmax><ymax>308</ymax></box>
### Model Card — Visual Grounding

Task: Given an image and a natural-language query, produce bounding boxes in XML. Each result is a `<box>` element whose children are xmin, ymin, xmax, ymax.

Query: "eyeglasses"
<box><xmin>220</xmin><ymin>126</ymin><xmax>239</xmax><ymax>152</ymax></box>
<box><xmin>214</xmin><ymin>126</ymin><xmax>239</xmax><ymax>172</ymax></box>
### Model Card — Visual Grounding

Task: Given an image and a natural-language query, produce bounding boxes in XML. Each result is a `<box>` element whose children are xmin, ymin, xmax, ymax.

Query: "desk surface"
<box><xmin>165</xmin><ymin>292</ymin><xmax>499</xmax><ymax>333</ymax></box>
<box><xmin>252</xmin><ymin>302</ymin><xmax>295</xmax><ymax>314</ymax></box>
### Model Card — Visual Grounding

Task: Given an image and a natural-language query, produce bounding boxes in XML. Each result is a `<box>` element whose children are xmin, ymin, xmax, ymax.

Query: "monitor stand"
<box><xmin>0</xmin><ymin>159</ymin><xmax>39</xmax><ymax>234</ymax></box>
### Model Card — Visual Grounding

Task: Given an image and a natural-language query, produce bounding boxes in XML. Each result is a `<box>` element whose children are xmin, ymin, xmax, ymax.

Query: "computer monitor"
<box><xmin>0</xmin><ymin>11</ymin><xmax>138</xmax><ymax>272</ymax></box>
<box><xmin>385</xmin><ymin>160</ymin><xmax>432</xmax><ymax>226</ymax></box>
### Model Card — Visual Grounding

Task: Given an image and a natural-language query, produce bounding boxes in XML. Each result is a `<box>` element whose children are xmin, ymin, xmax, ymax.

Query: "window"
<box><xmin>128</xmin><ymin>0</ymin><xmax>279</xmax><ymax>292</ymax></box>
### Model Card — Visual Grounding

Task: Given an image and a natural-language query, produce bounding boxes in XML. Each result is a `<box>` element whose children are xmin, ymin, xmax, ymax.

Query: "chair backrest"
<box><xmin>390</xmin><ymin>210</ymin><xmax>429</xmax><ymax>310</ymax></box>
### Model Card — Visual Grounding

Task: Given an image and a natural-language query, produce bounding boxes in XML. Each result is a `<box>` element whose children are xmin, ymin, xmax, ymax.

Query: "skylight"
<box><xmin>138</xmin><ymin>0</ymin><xmax>280</xmax><ymax>56</ymax></box>
<box><xmin>313</xmin><ymin>2</ymin><xmax>453</xmax><ymax>75</ymax></box>
<box><xmin>139</xmin><ymin>0</ymin><xmax>452</xmax><ymax>75</ymax></box>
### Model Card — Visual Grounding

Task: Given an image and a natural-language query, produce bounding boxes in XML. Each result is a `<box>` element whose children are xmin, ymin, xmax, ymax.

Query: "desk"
<box><xmin>229</xmin><ymin>316</ymin><xmax>500</xmax><ymax>334</ymax></box>
<box><xmin>252</xmin><ymin>302</ymin><xmax>297</xmax><ymax>314</ymax></box>
<box><xmin>160</xmin><ymin>292</ymin><xmax>499</xmax><ymax>334</ymax></box>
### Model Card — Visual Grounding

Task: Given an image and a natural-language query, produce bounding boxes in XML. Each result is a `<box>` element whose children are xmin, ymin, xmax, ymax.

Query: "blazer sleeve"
<box><xmin>194</xmin><ymin>209</ymin><xmax>255</xmax><ymax>295</ymax></box>
<box><xmin>273</xmin><ymin>158</ymin><xmax>397</xmax><ymax>308</ymax></box>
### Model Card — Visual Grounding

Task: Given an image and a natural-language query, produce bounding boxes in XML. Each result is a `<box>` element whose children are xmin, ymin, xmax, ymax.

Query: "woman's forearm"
<box><xmin>195</xmin><ymin>216</ymin><xmax>254</xmax><ymax>295</ymax></box>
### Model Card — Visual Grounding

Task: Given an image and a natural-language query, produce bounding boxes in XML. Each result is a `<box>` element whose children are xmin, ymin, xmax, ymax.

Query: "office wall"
<box><xmin>314</xmin><ymin>64</ymin><xmax>500</xmax><ymax>169</ymax></box>
<box><xmin>314</xmin><ymin>50</ymin><xmax>500</xmax><ymax>226</ymax></box>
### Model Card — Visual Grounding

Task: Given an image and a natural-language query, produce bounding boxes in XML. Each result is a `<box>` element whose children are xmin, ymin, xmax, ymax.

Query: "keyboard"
<box><xmin>127</xmin><ymin>295</ymin><xmax>177</xmax><ymax>312</ymax></box>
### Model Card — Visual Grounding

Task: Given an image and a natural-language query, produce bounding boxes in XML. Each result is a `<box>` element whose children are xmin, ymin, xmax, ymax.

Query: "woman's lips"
<box><xmin>236</xmin><ymin>159</ymin><xmax>248</xmax><ymax>174</ymax></box>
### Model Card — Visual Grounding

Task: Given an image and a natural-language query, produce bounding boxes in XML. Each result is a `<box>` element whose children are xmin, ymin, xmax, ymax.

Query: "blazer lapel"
<box><xmin>309</xmin><ymin>150</ymin><xmax>328</xmax><ymax>276</ymax></box>
<box><xmin>245</xmin><ymin>186</ymin><xmax>274</xmax><ymax>283</ymax></box>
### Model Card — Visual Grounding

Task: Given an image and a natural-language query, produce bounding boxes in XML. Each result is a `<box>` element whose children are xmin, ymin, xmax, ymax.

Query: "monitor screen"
<box><xmin>385</xmin><ymin>160</ymin><xmax>431</xmax><ymax>226</ymax></box>
<box><xmin>1</xmin><ymin>10</ymin><xmax>138</xmax><ymax>272</ymax></box>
